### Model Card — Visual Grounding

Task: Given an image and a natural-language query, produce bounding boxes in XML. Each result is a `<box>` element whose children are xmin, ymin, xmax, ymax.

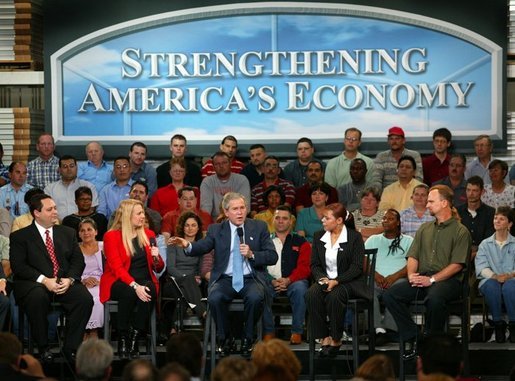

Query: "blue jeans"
<box><xmin>480</xmin><ymin>278</ymin><xmax>515</xmax><ymax>322</ymax></box>
<box><xmin>263</xmin><ymin>280</ymin><xmax>308</xmax><ymax>334</ymax></box>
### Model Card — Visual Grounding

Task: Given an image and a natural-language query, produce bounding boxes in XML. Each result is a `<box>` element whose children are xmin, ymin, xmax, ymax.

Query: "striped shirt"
<box><xmin>251</xmin><ymin>178</ymin><xmax>296</xmax><ymax>213</ymax></box>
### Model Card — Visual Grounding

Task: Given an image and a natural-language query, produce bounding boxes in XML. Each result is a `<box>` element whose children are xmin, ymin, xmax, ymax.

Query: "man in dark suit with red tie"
<box><xmin>10</xmin><ymin>194</ymin><xmax>93</xmax><ymax>362</ymax></box>
<box><xmin>172</xmin><ymin>192</ymin><xmax>278</xmax><ymax>356</ymax></box>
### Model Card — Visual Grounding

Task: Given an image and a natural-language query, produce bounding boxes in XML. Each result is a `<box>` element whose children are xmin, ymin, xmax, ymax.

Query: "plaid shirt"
<box><xmin>399</xmin><ymin>206</ymin><xmax>434</xmax><ymax>238</ymax></box>
<box><xmin>27</xmin><ymin>155</ymin><xmax>60</xmax><ymax>189</ymax></box>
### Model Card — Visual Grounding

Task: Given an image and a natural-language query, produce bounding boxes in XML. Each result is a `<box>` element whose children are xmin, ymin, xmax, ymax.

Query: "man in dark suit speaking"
<box><xmin>171</xmin><ymin>192</ymin><xmax>277</xmax><ymax>356</ymax></box>
<box><xmin>10</xmin><ymin>194</ymin><xmax>93</xmax><ymax>362</ymax></box>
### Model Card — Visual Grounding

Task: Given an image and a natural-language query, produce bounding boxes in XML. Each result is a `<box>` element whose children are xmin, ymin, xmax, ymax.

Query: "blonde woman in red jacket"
<box><xmin>100</xmin><ymin>199</ymin><xmax>164</xmax><ymax>359</ymax></box>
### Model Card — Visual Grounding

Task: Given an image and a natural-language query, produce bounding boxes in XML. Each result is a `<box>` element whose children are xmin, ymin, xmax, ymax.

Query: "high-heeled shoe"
<box><xmin>118</xmin><ymin>333</ymin><xmax>129</xmax><ymax>359</ymax></box>
<box><xmin>327</xmin><ymin>343</ymin><xmax>342</xmax><ymax>358</ymax></box>
<box><xmin>318</xmin><ymin>345</ymin><xmax>330</xmax><ymax>357</ymax></box>
<box><xmin>128</xmin><ymin>329</ymin><xmax>141</xmax><ymax>359</ymax></box>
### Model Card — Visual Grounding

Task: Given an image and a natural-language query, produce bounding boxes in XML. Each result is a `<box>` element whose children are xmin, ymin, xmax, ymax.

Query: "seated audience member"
<box><xmin>98</xmin><ymin>156</ymin><xmax>133</xmax><ymax>220</ymax></box>
<box><xmin>211</xmin><ymin>356</ymin><xmax>257</xmax><ymax>381</ymax></box>
<box><xmin>240</xmin><ymin>144</ymin><xmax>267</xmax><ymax>188</ymax></box>
<box><xmin>475</xmin><ymin>206</ymin><xmax>515</xmax><ymax>343</ymax></box>
<box><xmin>100</xmin><ymin>199</ymin><xmax>164</xmax><ymax>359</ymax></box>
<box><xmin>78</xmin><ymin>141</ymin><xmax>113</xmax><ymax>193</ymax></box>
<box><xmin>27</xmin><ymin>133</ymin><xmax>60</xmax><ymax>189</ymax></box>
<box><xmin>306</xmin><ymin>203</ymin><xmax>368</xmax><ymax>358</ymax></box>
<box><xmin>0</xmin><ymin>162</ymin><xmax>33</xmax><ymax>220</ymax></box>
<box><xmin>158</xmin><ymin>363</ymin><xmax>190</xmax><ymax>381</ymax></box>
<box><xmin>250</xmin><ymin>156</ymin><xmax>295</xmax><ymax>216</ymax></box>
<box><xmin>422</xmin><ymin>128</ymin><xmax>452</xmax><ymax>186</ymax></box>
<box><xmin>372</xmin><ymin>126</ymin><xmax>424</xmax><ymax>190</ymax></box>
<box><xmin>252</xmin><ymin>338</ymin><xmax>302</xmax><ymax>381</ymax></box>
<box><xmin>379</xmin><ymin>155</ymin><xmax>423</xmax><ymax>211</ymax></box>
<box><xmin>62</xmin><ymin>186</ymin><xmax>108</xmax><ymax>241</ymax></box>
<box><xmin>481</xmin><ymin>159</ymin><xmax>515</xmax><ymax>209</ymax></box>
<box><xmin>0</xmin><ymin>332</ymin><xmax>48</xmax><ymax>380</ymax></box>
<box><xmin>295</xmin><ymin>160</ymin><xmax>338</xmax><ymax>213</ymax></box>
<box><xmin>262</xmin><ymin>206</ymin><xmax>310</xmax><ymax>344</ymax></box>
<box><xmin>11</xmin><ymin>187</ymin><xmax>45</xmax><ymax>232</ymax></box>
<box><xmin>122</xmin><ymin>359</ymin><xmax>158</xmax><ymax>381</ymax></box>
<box><xmin>156</xmin><ymin>134</ymin><xmax>202</xmax><ymax>188</ymax></box>
<box><xmin>162</xmin><ymin>212</ymin><xmax>207</xmax><ymax>336</ymax></box>
<box><xmin>76</xmin><ymin>338</ymin><xmax>113</xmax><ymax>381</ymax></box>
<box><xmin>10</xmin><ymin>194</ymin><xmax>93</xmax><ymax>362</ymax></box>
<box><xmin>365</xmin><ymin>209</ymin><xmax>413</xmax><ymax>345</ymax></box>
<box><xmin>338</xmin><ymin>158</ymin><xmax>371</xmax><ymax>212</ymax></box>
<box><xmin>465</xmin><ymin>135</ymin><xmax>508</xmax><ymax>185</ymax></box>
<box><xmin>151</xmin><ymin>157</ymin><xmax>192</xmax><ymax>217</ymax></box>
<box><xmin>417</xmin><ymin>334</ymin><xmax>463</xmax><ymax>381</ymax></box>
<box><xmin>383</xmin><ymin>185</ymin><xmax>471</xmax><ymax>360</ymax></box>
<box><xmin>0</xmin><ymin>235</ymin><xmax>10</xmax><ymax>330</ymax></box>
<box><xmin>165</xmin><ymin>332</ymin><xmax>202</xmax><ymax>381</ymax></box>
<box><xmin>127</xmin><ymin>142</ymin><xmax>157</xmax><ymax>197</ymax></box>
<box><xmin>170</xmin><ymin>192</ymin><xmax>277</xmax><ymax>357</ymax></box>
<box><xmin>352</xmin><ymin>187</ymin><xmax>385</xmax><ymax>242</ymax></box>
<box><xmin>78</xmin><ymin>218</ymin><xmax>104</xmax><ymax>339</ymax></box>
<box><xmin>200</xmin><ymin>152</ymin><xmax>251</xmax><ymax>220</ymax></box>
<box><xmin>44</xmin><ymin>155</ymin><xmax>98</xmax><ymax>221</ymax></box>
<box><xmin>433</xmin><ymin>154</ymin><xmax>467</xmax><ymax>208</ymax></box>
<box><xmin>283</xmin><ymin>137</ymin><xmax>325</xmax><ymax>188</ymax></box>
<box><xmin>325</xmin><ymin>127</ymin><xmax>375</xmax><ymax>189</ymax></box>
<box><xmin>118</xmin><ymin>180</ymin><xmax>162</xmax><ymax>235</ymax></box>
<box><xmin>400</xmin><ymin>184</ymin><xmax>434</xmax><ymax>237</ymax></box>
<box><xmin>0</xmin><ymin>207</ymin><xmax>12</xmax><ymax>237</ymax></box>
<box><xmin>201</xmin><ymin>135</ymin><xmax>244</xmax><ymax>178</ymax></box>
<box><xmin>0</xmin><ymin>142</ymin><xmax>9</xmax><ymax>187</ymax></box>
<box><xmin>296</xmin><ymin>182</ymin><xmax>332</xmax><ymax>243</ymax></box>
<box><xmin>254</xmin><ymin>186</ymin><xmax>296</xmax><ymax>233</ymax></box>
<box><xmin>457</xmin><ymin>176</ymin><xmax>495</xmax><ymax>258</ymax></box>
<box><xmin>353</xmin><ymin>353</ymin><xmax>396</xmax><ymax>381</ymax></box>
<box><xmin>162</xmin><ymin>186</ymin><xmax>212</xmax><ymax>241</ymax></box>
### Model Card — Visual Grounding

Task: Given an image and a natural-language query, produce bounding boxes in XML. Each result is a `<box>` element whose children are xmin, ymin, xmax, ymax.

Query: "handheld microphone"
<box><xmin>149</xmin><ymin>237</ymin><xmax>159</xmax><ymax>264</ymax></box>
<box><xmin>236</xmin><ymin>227</ymin><xmax>244</xmax><ymax>244</ymax></box>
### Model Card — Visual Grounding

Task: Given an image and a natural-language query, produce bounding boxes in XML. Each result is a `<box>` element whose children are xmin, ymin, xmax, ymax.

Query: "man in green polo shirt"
<box><xmin>383</xmin><ymin>184</ymin><xmax>471</xmax><ymax>360</ymax></box>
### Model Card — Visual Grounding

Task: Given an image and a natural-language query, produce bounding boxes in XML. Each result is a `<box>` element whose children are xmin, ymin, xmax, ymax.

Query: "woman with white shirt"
<box><xmin>305</xmin><ymin>203</ymin><xmax>369</xmax><ymax>357</ymax></box>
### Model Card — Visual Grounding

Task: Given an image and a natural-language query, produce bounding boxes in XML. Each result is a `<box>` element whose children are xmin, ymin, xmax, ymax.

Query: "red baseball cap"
<box><xmin>388</xmin><ymin>126</ymin><xmax>405</xmax><ymax>137</ymax></box>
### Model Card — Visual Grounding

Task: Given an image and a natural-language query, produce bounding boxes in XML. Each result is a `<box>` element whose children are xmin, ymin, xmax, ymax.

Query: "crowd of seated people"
<box><xmin>1</xmin><ymin>124</ymin><xmax>515</xmax><ymax>381</ymax></box>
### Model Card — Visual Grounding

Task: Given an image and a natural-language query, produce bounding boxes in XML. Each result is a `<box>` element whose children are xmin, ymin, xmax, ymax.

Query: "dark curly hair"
<box><xmin>175</xmin><ymin>211</ymin><xmax>203</xmax><ymax>241</ymax></box>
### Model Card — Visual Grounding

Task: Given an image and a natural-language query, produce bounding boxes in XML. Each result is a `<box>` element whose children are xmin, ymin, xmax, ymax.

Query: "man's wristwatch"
<box><xmin>69</xmin><ymin>278</ymin><xmax>75</xmax><ymax>286</ymax></box>
<box><xmin>429</xmin><ymin>276</ymin><xmax>436</xmax><ymax>285</ymax></box>
<box><xmin>131</xmin><ymin>282</ymin><xmax>139</xmax><ymax>290</ymax></box>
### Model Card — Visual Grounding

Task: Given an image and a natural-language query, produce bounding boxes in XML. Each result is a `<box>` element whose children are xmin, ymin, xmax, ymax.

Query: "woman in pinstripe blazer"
<box><xmin>305</xmin><ymin>202</ymin><xmax>369</xmax><ymax>357</ymax></box>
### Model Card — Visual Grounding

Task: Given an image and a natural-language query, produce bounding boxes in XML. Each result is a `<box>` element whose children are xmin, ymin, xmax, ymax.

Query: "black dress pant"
<box><xmin>306</xmin><ymin>282</ymin><xmax>352</xmax><ymax>340</ymax></box>
<box><xmin>208</xmin><ymin>275</ymin><xmax>264</xmax><ymax>340</ymax></box>
<box><xmin>19</xmin><ymin>283</ymin><xmax>93</xmax><ymax>352</ymax></box>
<box><xmin>162</xmin><ymin>275</ymin><xmax>206</xmax><ymax>319</ymax></box>
<box><xmin>110</xmin><ymin>280</ymin><xmax>156</xmax><ymax>333</ymax></box>
<box><xmin>382</xmin><ymin>277</ymin><xmax>462</xmax><ymax>341</ymax></box>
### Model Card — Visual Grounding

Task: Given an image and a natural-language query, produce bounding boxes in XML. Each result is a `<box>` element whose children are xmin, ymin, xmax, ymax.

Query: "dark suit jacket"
<box><xmin>9</xmin><ymin>222</ymin><xmax>85</xmax><ymax>300</ymax></box>
<box><xmin>188</xmin><ymin>218</ymin><xmax>278</xmax><ymax>285</ymax></box>
<box><xmin>311</xmin><ymin>228</ymin><xmax>370</xmax><ymax>299</ymax></box>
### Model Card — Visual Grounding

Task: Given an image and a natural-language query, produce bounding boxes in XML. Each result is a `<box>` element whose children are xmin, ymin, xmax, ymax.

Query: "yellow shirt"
<box><xmin>378</xmin><ymin>179</ymin><xmax>423</xmax><ymax>212</ymax></box>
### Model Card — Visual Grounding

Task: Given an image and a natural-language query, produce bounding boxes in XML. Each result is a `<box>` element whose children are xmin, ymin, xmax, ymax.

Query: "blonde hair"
<box><xmin>110</xmin><ymin>199</ymin><xmax>149</xmax><ymax>256</ymax></box>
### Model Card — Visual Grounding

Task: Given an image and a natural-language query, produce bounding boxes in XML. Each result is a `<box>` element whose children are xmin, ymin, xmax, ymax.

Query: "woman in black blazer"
<box><xmin>306</xmin><ymin>202</ymin><xmax>368</xmax><ymax>357</ymax></box>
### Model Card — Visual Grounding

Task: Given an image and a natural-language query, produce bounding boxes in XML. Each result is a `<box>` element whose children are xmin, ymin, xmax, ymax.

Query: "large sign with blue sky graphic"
<box><xmin>50</xmin><ymin>2</ymin><xmax>502</xmax><ymax>145</ymax></box>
